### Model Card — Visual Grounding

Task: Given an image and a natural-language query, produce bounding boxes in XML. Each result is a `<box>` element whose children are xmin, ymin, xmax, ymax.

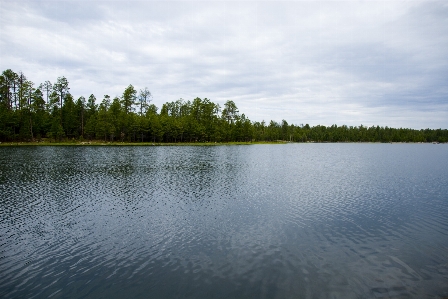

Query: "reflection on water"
<box><xmin>1</xmin><ymin>144</ymin><xmax>447</xmax><ymax>298</ymax></box>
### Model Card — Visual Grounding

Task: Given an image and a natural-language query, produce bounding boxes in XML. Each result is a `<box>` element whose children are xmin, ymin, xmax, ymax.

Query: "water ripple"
<box><xmin>0</xmin><ymin>144</ymin><xmax>447</xmax><ymax>298</ymax></box>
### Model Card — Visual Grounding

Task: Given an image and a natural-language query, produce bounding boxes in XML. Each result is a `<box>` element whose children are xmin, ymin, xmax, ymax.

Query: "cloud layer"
<box><xmin>1</xmin><ymin>0</ymin><xmax>447</xmax><ymax>128</ymax></box>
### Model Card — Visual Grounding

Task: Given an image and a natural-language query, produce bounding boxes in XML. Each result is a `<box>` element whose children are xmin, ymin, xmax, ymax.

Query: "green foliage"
<box><xmin>1</xmin><ymin>69</ymin><xmax>447</xmax><ymax>143</ymax></box>
<box><xmin>84</xmin><ymin>115</ymin><xmax>97</xmax><ymax>140</ymax></box>
<box><xmin>49</xmin><ymin>117</ymin><xmax>65</xmax><ymax>141</ymax></box>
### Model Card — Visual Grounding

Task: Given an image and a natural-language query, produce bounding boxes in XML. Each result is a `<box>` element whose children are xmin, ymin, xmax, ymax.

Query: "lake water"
<box><xmin>1</xmin><ymin>144</ymin><xmax>447</xmax><ymax>299</ymax></box>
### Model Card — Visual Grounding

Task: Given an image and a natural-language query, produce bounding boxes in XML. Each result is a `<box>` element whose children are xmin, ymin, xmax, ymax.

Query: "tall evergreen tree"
<box><xmin>53</xmin><ymin>76</ymin><xmax>69</xmax><ymax>110</ymax></box>
<box><xmin>122</xmin><ymin>84</ymin><xmax>137</xmax><ymax>115</ymax></box>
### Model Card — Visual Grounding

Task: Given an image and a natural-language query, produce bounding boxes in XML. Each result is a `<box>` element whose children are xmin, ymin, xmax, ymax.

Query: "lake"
<box><xmin>1</xmin><ymin>144</ymin><xmax>447</xmax><ymax>298</ymax></box>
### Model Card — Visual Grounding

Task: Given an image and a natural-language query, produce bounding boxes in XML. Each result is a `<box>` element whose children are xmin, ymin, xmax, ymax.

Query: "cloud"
<box><xmin>1</xmin><ymin>0</ymin><xmax>447</xmax><ymax>129</ymax></box>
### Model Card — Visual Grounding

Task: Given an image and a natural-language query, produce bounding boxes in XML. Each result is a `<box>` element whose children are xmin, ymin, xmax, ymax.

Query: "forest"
<box><xmin>1</xmin><ymin>69</ymin><xmax>447</xmax><ymax>143</ymax></box>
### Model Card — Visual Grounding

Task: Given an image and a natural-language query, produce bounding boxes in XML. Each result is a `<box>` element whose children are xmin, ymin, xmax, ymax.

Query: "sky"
<box><xmin>1</xmin><ymin>0</ymin><xmax>447</xmax><ymax>129</ymax></box>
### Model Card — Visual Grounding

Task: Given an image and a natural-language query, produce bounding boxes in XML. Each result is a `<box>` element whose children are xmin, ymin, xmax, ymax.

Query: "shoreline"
<box><xmin>0</xmin><ymin>141</ymin><xmax>444</xmax><ymax>146</ymax></box>
<box><xmin>0</xmin><ymin>141</ymin><xmax>285</xmax><ymax>146</ymax></box>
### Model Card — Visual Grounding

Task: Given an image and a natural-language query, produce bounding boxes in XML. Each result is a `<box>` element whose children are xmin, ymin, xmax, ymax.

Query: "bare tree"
<box><xmin>53</xmin><ymin>76</ymin><xmax>69</xmax><ymax>124</ymax></box>
<box><xmin>138</xmin><ymin>87</ymin><xmax>152</xmax><ymax>116</ymax></box>
<box><xmin>42</xmin><ymin>80</ymin><xmax>52</xmax><ymax>108</ymax></box>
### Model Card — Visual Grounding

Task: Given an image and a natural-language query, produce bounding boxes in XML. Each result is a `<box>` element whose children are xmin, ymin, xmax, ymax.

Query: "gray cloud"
<box><xmin>1</xmin><ymin>0</ymin><xmax>447</xmax><ymax>129</ymax></box>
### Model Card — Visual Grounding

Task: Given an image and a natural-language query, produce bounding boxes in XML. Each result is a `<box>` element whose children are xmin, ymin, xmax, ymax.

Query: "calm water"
<box><xmin>1</xmin><ymin>144</ymin><xmax>447</xmax><ymax>299</ymax></box>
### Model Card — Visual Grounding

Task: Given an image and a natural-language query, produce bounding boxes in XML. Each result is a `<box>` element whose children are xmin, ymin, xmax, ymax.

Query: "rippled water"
<box><xmin>1</xmin><ymin>144</ymin><xmax>447</xmax><ymax>298</ymax></box>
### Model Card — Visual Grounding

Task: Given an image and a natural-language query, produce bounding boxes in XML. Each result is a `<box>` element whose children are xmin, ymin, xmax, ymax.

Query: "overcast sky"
<box><xmin>1</xmin><ymin>0</ymin><xmax>447</xmax><ymax>129</ymax></box>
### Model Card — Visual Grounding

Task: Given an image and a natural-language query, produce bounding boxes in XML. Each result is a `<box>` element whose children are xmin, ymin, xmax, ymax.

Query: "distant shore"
<box><xmin>0</xmin><ymin>140</ymin><xmax>284</xmax><ymax>146</ymax></box>
<box><xmin>0</xmin><ymin>140</ymin><xmax>445</xmax><ymax>146</ymax></box>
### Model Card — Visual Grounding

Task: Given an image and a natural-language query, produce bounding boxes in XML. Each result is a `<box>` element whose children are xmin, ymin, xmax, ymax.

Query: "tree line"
<box><xmin>1</xmin><ymin>69</ymin><xmax>447</xmax><ymax>143</ymax></box>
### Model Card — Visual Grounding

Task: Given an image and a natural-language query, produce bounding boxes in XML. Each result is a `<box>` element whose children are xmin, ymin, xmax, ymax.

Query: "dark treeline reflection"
<box><xmin>1</xmin><ymin>69</ymin><xmax>447</xmax><ymax>143</ymax></box>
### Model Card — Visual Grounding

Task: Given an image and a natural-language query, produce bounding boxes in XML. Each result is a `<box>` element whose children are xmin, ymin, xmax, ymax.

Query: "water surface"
<box><xmin>1</xmin><ymin>144</ymin><xmax>447</xmax><ymax>298</ymax></box>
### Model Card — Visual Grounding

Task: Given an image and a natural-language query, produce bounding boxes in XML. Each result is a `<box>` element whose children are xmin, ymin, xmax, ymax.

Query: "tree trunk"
<box><xmin>29</xmin><ymin>117</ymin><xmax>33</xmax><ymax>141</ymax></box>
<box><xmin>81</xmin><ymin>110</ymin><xmax>84</xmax><ymax>137</ymax></box>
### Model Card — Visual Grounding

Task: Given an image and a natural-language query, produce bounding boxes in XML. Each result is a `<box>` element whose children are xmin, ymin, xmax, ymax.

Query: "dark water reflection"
<box><xmin>1</xmin><ymin>144</ymin><xmax>447</xmax><ymax>298</ymax></box>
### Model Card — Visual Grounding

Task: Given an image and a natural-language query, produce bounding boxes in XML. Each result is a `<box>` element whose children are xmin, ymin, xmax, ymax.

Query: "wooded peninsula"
<box><xmin>1</xmin><ymin>69</ymin><xmax>447</xmax><ymax>144</ymax></box>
